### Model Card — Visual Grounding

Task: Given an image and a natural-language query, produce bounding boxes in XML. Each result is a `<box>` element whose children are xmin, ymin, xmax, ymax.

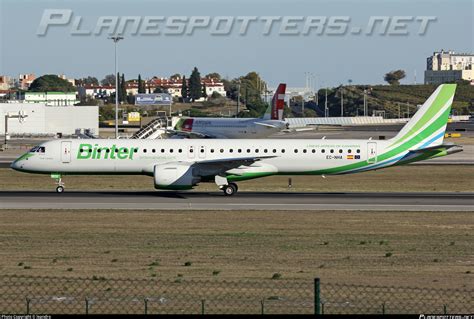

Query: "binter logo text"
<box><xmin>77</xmin><ymin>143</ymin><xmax>138</xmax><ymax>160</ymax></box>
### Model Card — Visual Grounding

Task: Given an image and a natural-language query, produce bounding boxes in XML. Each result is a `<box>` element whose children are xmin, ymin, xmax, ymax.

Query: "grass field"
<box><xmin>1</xmin><ymin>165</ymin><xmax>473</xmax><ymax>192</ymax></box>
<box><xmin>0</xmin><ymin>209</ymin><xmax>472</xmax><ymax>289</ymax></box>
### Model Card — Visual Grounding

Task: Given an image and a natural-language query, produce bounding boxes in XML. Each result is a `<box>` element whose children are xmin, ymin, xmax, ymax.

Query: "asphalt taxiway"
<box><xmin>0</xmin><ymin>191</ymin><xmax>472</xmax><ymax>211</ymax></box>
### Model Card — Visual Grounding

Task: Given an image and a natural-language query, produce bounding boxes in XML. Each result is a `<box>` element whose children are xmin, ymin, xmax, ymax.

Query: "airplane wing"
<box><xmin>281</xmin><ymin>127</ymin><xmax>318</xmax><ymax>133</ymax></box>
<box><xmin>254</xmin><ymin>122</ymin><xmax>280</xmax><ymax>129</ymax></box>
<box><xmin>192</xmin><ymin>156</ymin><xmax>277</xmax><ymax>176</ymax></box>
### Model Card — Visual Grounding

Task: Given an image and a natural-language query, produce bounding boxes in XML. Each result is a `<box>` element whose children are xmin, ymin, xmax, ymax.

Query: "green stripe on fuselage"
<box><xmin>301</xmin><ymin>108</ymin><xmax>450</xmax><ymax>175</ymax></box>
<box><xmin>13</xmin><ymin>152</ymin><xmax>34</xmax><ymax>163</ymax></box>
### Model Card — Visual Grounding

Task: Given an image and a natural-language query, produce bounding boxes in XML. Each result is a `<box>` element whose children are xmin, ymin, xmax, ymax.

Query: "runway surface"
<box><xmin>0</xmin><ymin>191</ymin><xmax>472</xmax><ymax>211</ymax></box>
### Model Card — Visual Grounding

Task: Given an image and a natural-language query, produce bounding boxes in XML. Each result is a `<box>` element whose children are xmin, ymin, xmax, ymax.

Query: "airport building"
<box><xmin>23</xmin><ymin>91</ymin><xmax>79</xmax><ymax>106</ymax></box>
<box><xmin>425</xmin><ymin>50</ymin><xmax>474</xmax><ymax>84</ymax></box>
<box><xmin>77</xmin><ymin>85</ymin><xmax>116</xmax><ymax>99</ymax></box>
<box><xmin>0</xmin><ymin>103</ymin><xmax>98</xmax><ymax>136</ymax></box>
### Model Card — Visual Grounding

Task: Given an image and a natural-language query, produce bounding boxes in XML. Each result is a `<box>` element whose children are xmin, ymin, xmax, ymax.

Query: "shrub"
<box><xmin>271</xmin><ymin>273</ymin><xmax>282</xmax><ymax>280</ymax></box>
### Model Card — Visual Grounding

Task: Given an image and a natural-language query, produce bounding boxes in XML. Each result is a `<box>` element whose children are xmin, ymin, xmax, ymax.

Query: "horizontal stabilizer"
<box><xmin>409</xmin><ymin>143</ymin><xmax>463</xmax><ymax>154</ymax></box>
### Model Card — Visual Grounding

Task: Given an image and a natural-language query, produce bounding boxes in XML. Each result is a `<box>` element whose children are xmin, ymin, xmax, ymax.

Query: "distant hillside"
<box><xmin>314</xmin><ymin>83</ymin><xmax>474</xmax><ymax>118</ymax></box>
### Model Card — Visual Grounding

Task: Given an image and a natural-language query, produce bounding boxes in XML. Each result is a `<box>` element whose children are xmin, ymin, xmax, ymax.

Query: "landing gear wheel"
<box><xmin>229</xmin><ymin>182</ymin><xmax>238</xmax><ymax>193</ymax></box>
<box><xmin>223</xmin><ymin>183</ymin><xmax>238</xmax><ymax>196</ymax></box>
<box><xmin>53</xmin><ymin>174</ymin><xmax>65</xmax><ymax>193</ymax></box>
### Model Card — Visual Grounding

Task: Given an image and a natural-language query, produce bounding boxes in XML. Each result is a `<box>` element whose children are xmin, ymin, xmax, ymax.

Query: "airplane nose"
<box><xmin>10</xmin><ymin>160</ymin><xmax>19</xmax><ymax>170</ymax></box>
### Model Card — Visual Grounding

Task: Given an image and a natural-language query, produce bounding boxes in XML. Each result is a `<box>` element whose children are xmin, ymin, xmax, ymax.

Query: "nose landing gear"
<box><xmin>51</xmin><ymin>173</ymin><xmax>65</xmax><ymax>193</ymax></box>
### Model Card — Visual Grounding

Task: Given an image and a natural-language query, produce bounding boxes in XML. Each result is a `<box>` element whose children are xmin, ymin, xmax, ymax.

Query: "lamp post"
<box><xmin>236</xmin><ymin>81</ymin><xmax>241</xmax><ymax>117</ymax></box>
<box><xmin>108</xmin><ymin>36</ymin><xmax>124</xmax><ymax>139</ymax></box>
<box><xmin>325</xmin><ymin>87</ymin><xmax>328</xmax><ymax>118</ymax></box>
<box><xmin>340</xmin><ymin>86</ymin><xmax>344</xmax><ymax>117</ymax></box>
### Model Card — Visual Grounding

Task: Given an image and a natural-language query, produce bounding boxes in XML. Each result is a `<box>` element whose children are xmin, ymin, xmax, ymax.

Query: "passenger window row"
<box><xmin>139</xmin><ymin>148</ymin><xmax>361</xmax><ymax>154</ymax></box>
<box><xmin>80</xmin><ymin>147</ymin><xmax>361</xmax><ymax>155</ymax></box>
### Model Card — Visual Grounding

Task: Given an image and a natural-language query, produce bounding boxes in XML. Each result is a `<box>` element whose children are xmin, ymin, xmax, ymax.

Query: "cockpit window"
<box><xmin>29</xmin><ymin>146</ymin><xmax>45</xmax><ymax>153</ymax></box>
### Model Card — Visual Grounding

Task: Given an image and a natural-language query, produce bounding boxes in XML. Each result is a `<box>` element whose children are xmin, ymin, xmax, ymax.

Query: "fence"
<box><xmin>0</xmin><ymin>275</ymin><xmax>472</xmax><ymax>314</ymax></box>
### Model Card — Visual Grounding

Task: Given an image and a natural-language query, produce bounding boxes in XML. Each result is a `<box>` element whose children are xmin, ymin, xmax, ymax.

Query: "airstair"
<box><xmin>131</xmin><ymin>116</ymin><xmax>170</xmax><ymax>139</ymax></box>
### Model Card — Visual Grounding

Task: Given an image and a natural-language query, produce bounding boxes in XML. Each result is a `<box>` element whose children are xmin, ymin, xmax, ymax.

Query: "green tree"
<box><xmin>29</xmin><ymin>74</ymin><xmax>75</xmax><ymax>92</ymax></box>
<box><xmin>153</xmin><ymin>86</ymin><xmax>165</xmax><ymax>93</ymax></box>
<box><xmin>222</xmin><ymin>79</ymin><xmax>239</xmax><ymax>100</ymax></box>
<box><xmin>101</xmin><ymin>74</ymin><xmax>116</xmax><ymax>86</ymax></box>
<box><xmin>210</xmin><ymin>91</ymin><xmax>221</xmax><ymax>99</ymax></box>
<box><xmin>188</xmin><ymin>67</ymin><xmax>202</xmax><ymax>102</ymax></box>
<box><xmin>121</xmin><ymin>73</ymin><xmax>127</xmax><ymax>102</ymax></box>
<box><xmin>181</xmin><ymin>76</ymin><xmax>188</xmax><ymax>100</ymax></box>
<box><xmin>201</xmin><ymin>82</ymin><xmax>208</xmax><ymax>98</ymax></box>
<box><xmin>170</xmin><ymin>73</ymin><xmax>181</xmax><ymax>81</ymax></box>
<box><xmin>205</xmin><ymin>72</ymin><xmax>221</xmax><ymax>81</ymax></box>
<box><xmin>117</xmin><ymin>73</ymin><xmax>127</xmax><ymax>102</ymax></box>
<box><xmin>138</xmin><ymin>74</ymin><xmax>146</xmax><ymax>94</ymax></box>
<box><xmin>384</xmin><ymin>70</ymin><xmax>406</xmax><ymax>85</ymax></box>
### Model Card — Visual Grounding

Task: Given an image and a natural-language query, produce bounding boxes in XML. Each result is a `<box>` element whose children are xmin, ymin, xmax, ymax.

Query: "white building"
<box><xmin>425</xmin><ymin>50</ymin><xmax>474</xmax><ymax>84</ymax></box>
<box><xmin>24</xmin><ymin>92</ymin><xmax>79</xmax><ymax>106</ymax></box>
<box><xmin>18</xmin><ymin>74</ymin><xmax>36</xmax><ymax>90</ymax></box>
<box><xmin>57</xmin><ymin>74</ymin><xmax>76</xmax><ymax>86</ymax></box>
<box><xmin>203</xmin><ymin>83</ymin><xmax>227</xmax><ymax>97</ymax></box>
<box><xmin>78</xmin><ymin>85</ymin><xmax>116</xmax><ymax>99</ymax></box>
<box><xmin>0</xmin><ymin>76</ymin><xmax>12</xmax><ymax>90</ymax></box>
<box><xmin>0</xmin><ymin>103</ymin><xmax>98</xmax><ymax>135</ymax></box>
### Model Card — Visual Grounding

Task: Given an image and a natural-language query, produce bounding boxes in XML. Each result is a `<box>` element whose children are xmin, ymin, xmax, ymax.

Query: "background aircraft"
<box><xmin>165</xmin><ymin>83</ymin><xmax>287</xmax><ymax>138</ymax></box>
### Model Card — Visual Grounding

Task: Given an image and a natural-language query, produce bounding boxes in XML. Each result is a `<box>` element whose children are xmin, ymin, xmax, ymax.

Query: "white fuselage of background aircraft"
<box><xmin>171</xmin><ymin>117</ymin><xmax>288</xmax><ymax>138</ymax></box>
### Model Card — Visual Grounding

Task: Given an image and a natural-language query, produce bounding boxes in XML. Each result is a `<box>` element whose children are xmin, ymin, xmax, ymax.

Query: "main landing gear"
<box><xmin>52</xmin><ymin>174</ymin><xmax>65</xmax><ymax>193</ymax></box>
<box><xmin>215</xmin><ymin>175</ymin><xmax>238</xmax><ymax>196</ymax></box>
<box><xmin>222</xmin><ymin>183</ymin><xmax>238</xmax><ymax>196</ymax></box>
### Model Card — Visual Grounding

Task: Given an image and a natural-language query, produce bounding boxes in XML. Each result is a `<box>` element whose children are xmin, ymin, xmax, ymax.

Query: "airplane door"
<box><xmin>367</xmin><ymin>142</ymin><xmax>377</xmax><ymax>164</ymax></box>
<box><xmin>198</xmin><ymin>145</ymin><xmax>206</xmax><ymax>159</ymax></box>
<box><xmin>61</xmin><ymin>141</ymin><xmax>72</xmax><ymax>163</ymax></box>
<box><xmin>188</xmin><ymin>145</ymin><xmax>195</xmax><ymax>159</ymax></box>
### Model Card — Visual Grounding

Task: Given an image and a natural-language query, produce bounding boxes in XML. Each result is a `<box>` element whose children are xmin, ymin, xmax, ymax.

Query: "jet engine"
<box><xmin>153</xmin><ymin>163</ymin><xmax>200</xmax><ymax>190</ymax></box>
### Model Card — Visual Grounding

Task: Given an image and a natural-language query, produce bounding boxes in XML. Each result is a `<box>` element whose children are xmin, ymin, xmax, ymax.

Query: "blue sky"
<box><xmin>0</xmin><ymin>0</ymin><xmax>472</xmax><ymax>87</ymax></box>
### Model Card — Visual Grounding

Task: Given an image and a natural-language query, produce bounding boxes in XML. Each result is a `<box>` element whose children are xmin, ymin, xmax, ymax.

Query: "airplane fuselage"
<box><xmin>11</xmin><ymin>137</ymin><xmax>449</xmax><ymax>179</ymax></box>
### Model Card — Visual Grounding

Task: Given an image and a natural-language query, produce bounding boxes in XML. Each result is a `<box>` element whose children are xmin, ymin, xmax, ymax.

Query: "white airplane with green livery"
<box><xmin>11</xmin><ymin>84</ymin><xmax>462</xmax><ymax>196</ymax></box>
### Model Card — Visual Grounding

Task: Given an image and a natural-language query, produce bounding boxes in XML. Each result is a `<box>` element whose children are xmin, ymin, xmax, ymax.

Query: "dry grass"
<box><xmin>0</xmin><ymin>210</ymin><xmax>472</xmax><ymax>289</ymax></box>
<box><xmin>1</xmin><ymin>165</ymin><xmax>473</xmax><ymax>192</ymax></box>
